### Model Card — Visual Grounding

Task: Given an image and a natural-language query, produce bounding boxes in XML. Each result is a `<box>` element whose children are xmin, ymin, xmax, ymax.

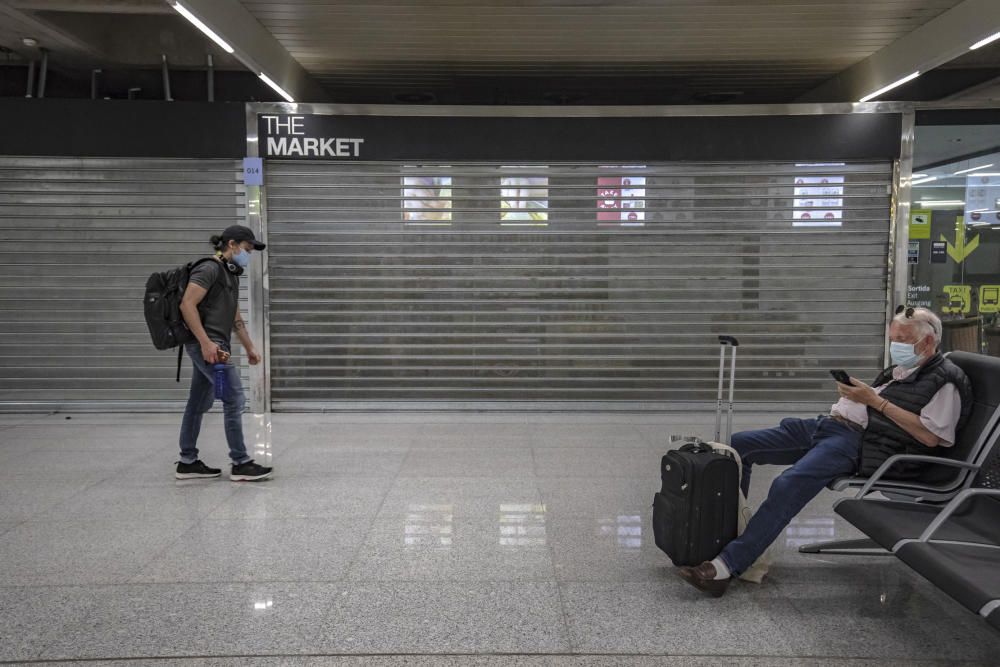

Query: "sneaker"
<box><xmin>175</xmin><ymin>460</ymin><xmax>222</xmax><ymax>479</ymax></box>
<box><xmin>230</xmin><ymin>460</ymin><xmax>273</xmax><ymax>482</ymax></box>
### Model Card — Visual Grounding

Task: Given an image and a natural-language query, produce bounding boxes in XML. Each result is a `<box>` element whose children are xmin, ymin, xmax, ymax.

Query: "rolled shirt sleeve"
<box><xmin>918</xmin><ymin>383</ymin><xmax>962</xmax><ymax>447</ymax></box>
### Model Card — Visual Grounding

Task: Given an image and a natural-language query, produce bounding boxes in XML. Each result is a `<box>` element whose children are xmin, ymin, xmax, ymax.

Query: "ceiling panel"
<box><xmin>239</xmin><ymin>0</ymin><xmax>966</xmax><ymax>100</ymax></box>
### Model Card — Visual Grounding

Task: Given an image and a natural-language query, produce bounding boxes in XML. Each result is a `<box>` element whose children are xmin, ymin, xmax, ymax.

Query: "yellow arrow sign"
<box><xmin>941</xmin><ymin>218</ymin><xmax>980</xmax><ymax>263</ymax></box>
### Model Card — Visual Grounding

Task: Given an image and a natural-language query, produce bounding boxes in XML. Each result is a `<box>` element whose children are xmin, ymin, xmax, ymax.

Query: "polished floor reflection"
<box><xmin>0</xmin><ymin>412</ymin><xmax>997</xmax><ymax>665</ymax></box>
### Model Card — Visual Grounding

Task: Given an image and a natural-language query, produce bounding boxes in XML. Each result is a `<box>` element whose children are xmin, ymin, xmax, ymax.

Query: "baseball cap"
<box><xmin>221</xmin><ymin>225</ymin><xmax>266</xmax><ymax>251</ymax></box>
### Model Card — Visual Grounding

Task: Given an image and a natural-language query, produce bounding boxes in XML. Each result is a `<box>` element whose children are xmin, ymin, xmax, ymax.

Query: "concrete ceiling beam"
<box><xmin>797</xmin><ymin>0</ymin><xmax>1000</xmax><ymax>102</ymax></box>
<box><xmin>163</xmin><ymin>0</ymin><xmax>329</xmax><ymax>102</ymax></box>
<box><xmin>0</xmin><ymin>0</ymin><xmax>107</xmax><ymax>60</ymax></box>
<box><xmin>7</xmin><ymin>0</ymin><xmax>171</xmax><ymax>14</ymax></box>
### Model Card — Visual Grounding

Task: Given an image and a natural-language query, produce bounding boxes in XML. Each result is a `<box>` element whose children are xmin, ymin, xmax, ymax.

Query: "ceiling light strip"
<box><xmin>970</xmin><ymin>31</ymin><xmax>1000</xmax><ymax>50</ymax></box>
<box><xmin>858</xmin><ymin>71</ymin><xmax>920</xmax><ymax>103</ymax></box>
<box><xmin>954</xmin><ymin>164</ymin><xmax>995</xmax><ymax>175</ymax></box>
<box><xmin>170</xmin><ymin>1</ymin><xmax>234</xmax><ymax>54</ymax></box>
<box><xmin>260</xmin><ymin>73</ymin><xmax>295</xmax><ymax>103</ymax></box>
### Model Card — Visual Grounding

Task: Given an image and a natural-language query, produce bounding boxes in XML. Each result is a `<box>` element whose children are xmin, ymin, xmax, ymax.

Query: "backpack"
<box><xmin>143</xmin><ymin>257</ymin><xmax>225</xmax><ymax>381</ymax></box>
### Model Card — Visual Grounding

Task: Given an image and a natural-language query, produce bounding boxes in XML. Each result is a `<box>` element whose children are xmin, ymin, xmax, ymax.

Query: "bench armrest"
<box><xmin>918</xmin><ymin>488</ymin><xmax>1000</xmax><ymax>543</ymax></box>
<box><xmin>855</xmin><ymin>455</ymin><xmax>979</xmax><ymax>498</ymax></box>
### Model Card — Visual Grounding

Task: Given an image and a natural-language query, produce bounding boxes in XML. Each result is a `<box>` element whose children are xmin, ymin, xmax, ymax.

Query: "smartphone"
<box><xmin>829</xmin><ymin>369</ymin><xmax>854</xmax><ymax>386</ymax></box>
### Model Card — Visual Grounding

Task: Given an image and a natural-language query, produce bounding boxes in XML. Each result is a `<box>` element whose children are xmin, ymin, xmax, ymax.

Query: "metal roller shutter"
<box><xmin>0</xmin><ymin>157</ymin><xmax>247</xmax><ymax>411</ymax></box>
<box><xmin>265</xmin><ymin>160</ymin><xmax>892</xmax><ymax>408</ymax></box>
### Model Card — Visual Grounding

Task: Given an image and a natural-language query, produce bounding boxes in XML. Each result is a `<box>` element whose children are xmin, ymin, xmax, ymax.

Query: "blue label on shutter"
<box><xmin>243</xmin><ymin>158</ymin><xmax>263</xmax><ymax>186</ymax></box>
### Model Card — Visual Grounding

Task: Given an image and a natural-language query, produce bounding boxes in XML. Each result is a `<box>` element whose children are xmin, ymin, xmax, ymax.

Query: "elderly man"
<box><xmin>679</xmin><ymin>306</ymin><xmax>973</xmax><ymax>597</ymax></box>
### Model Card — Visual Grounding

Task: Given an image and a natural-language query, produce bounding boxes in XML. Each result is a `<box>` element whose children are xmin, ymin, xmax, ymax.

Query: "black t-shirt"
<box><xmin>188</xmin><ymin>259</ymin><xmax>238</xmax><ymax>345</ymax></box>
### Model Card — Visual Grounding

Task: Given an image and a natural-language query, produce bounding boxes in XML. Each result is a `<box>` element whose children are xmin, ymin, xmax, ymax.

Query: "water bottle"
<box><xmin>213</xmin><ymin>349</ymin><xmax>230</xmax><ymax>400</ymax></box>
<box><xmin>213</xmin><ymin>363</ymin><xmax>226</xmax><ymax>400</ymax></box>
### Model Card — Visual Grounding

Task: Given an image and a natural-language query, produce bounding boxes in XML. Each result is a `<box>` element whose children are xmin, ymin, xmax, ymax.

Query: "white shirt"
<box><xmin>830</xmin><ymin>365</ymin><xmax>962</xmax><ymax>446</ymax></box>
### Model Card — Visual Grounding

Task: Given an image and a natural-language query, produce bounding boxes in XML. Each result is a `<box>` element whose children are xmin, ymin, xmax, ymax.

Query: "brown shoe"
<box><xmin>676</xmin><ymin>561</ymin><xmax>731</xmax><ymax>598</ymax></box>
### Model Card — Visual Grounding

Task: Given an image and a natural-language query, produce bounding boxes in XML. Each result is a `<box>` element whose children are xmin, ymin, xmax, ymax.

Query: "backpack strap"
<box><xmin>188</xmin><ymin>256</ymin><xmax>228</xmax><ymax>293</ymax></box>
<box><xmin>176</xmin><ymin>344</ymin><xmax>184</xmax><ymax>383</ymax></box>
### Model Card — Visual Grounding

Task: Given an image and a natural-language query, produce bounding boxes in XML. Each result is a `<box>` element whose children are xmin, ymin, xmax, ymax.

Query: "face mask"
<box><xmin>233</xmin><ymin>248</ymin><xmax>251</xmax><ymax>268</ymax></box>
<box><xmin>889</xmin><ymin>341</ymin><xmax>922</xmax><ymax>368</ymax></box>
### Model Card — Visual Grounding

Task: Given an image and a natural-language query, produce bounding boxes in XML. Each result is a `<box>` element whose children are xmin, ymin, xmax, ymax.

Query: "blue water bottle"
<box><xmin>213</xmin><ymin>349</ymin><xmax>230</xmax><ymax>400</ymax></box>
<box><xmin>213</xmin><ymin>363</ymin><xmax>226</xmax><ymax>400</ymax></box>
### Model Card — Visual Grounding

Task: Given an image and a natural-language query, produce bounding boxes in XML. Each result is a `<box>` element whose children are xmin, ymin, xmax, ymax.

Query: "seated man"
<box><xmin>678</xmin><ymin>306</ymin><xmax>973</xmax><ymax>597</ymax></box>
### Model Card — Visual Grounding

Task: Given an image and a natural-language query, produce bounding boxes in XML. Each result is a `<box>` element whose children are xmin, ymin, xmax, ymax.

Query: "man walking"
<box><xmin>174</xmin><ymin>225</ymin><xmax>273</xmax><ymax>482</ymax></box>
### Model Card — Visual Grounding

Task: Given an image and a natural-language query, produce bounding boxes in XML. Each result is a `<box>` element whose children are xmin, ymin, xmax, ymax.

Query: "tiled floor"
<box><xmin>1</xmin><ymin>411</ymin><xmax>998</xmax><ymax>666</ymax></box>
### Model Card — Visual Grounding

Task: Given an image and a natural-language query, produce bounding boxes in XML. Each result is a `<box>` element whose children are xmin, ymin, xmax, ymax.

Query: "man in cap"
<box><xmin>175</xmin><ymin>225</ymin><xmax>273</xmax><ymax>481</ymax></box>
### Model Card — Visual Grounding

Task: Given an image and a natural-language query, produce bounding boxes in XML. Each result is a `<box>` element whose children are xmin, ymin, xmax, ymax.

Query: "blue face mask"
<box><xmin>889</xmin><ymin>341</ymin><xmax>922</xmax><ymax>368</ymax></box>
<box><xmin>233</xmin><ymin>248</ymin><xmax>251</xmax><ymax>268</ymax></box>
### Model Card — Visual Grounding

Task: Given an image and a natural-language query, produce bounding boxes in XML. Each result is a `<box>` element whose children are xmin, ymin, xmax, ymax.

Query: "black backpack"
<box><xmin>143</xmin><ymin>257</ymin><xmax>224</xmax><ymax>381</ymax></box>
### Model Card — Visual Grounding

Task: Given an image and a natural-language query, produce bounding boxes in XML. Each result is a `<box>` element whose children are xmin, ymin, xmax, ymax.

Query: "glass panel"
<box><xmin>792</xmin><ymin>169</ymin><xmax>844</xmax><ymax>227</ymax></box>
<box><xmin>402</xmin><ymin>174</ymin><xmax>452</xmax><ymax>225</ymax></box>
<box><xmin>910</xmin><ymin>119</ymin><xmax>1000</xmax><ymax>357</ymax></box>
<box><xmin>500</xmin><ymin>168</ymin><xmax>548</xmax><ymax>225</ymax></box>
<box><xmin>597</xmin><ymin>166</ymin><xmax>646</xmax><ymax>226</ymax></box>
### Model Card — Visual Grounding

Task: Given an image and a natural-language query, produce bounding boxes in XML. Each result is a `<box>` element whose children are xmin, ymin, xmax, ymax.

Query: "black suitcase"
<box><xmin>652</xmin><ymin>336</ymin><xmax>741</xmax><ymax>567</ymax></box>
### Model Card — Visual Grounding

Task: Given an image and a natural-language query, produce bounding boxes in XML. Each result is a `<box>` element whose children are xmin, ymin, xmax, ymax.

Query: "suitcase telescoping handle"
<box><xmin>715</xmin><ymin>335</ymin><xmax>739</xmax><ymax>443</ymax></box>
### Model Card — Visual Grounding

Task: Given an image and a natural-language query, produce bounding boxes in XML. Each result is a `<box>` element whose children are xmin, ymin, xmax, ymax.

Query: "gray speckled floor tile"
<box><xmin>0</xmin><ymin>585</ymin><xmax>97</xmax><ymax>662</ymax></box>
<box><xmin>411</xmin><ymin>423</ymin><xmax>535</xmax><ymax>448</ymax></box>
<box><xmin>277</xmin><ymin>447</ymin><xmax>409</xmax><ymax>477</ymax></box>
<box><xmin>0</xmin><ymin>519</ymin><xmax>195</xmax><ymax>586</ymax></box>
<box><xmin>132</xmin><ymin>518</ymin><xmax>370</xmax><ymax>584</ymax></box>
<box><xmin>299</xmin><ymin>423</ymin><xmax>419</xmax><ymax>447</ymax></box>
<box><xmin>559</xmin><ymin>581</ymin><xmax>797</xmax><ymax>655</ymax></box>
<box><xmin>398</xmin><ymin>447</ymin><xmax>535</xmax><ymax>478</ymax></box>
<box><xmin>36</xmin><ymin>478</ymin><xmax>238</xmax><ymax>521</ymax></box>
<box><xmin>28</xmin><ymin>660</ymin><xmax>333</xmax><ymax>667</ymax></box>
<box><xmin>114</xmin><ymin>462</ymin><xmax>234</xmax><ymax>486</ymax></box>
<box><xmin>0</xmin><ymin>447</ymin><xmax>147</xmax><ymax>480</ymax></box>
<box><xmin>38</xmin><ymin>583</ymin><xmax>342</xmax><ymax>660</ymax></box>
<box><xmin>322</xmin><ymin>582</ymin><xmax>570</xmax><ymax>653</ymax></box>
<box><xmin>537</xmin><ymin>477</ymin><xmax>657</xmax><ymax>520</ymax></box>
<box><xmin>207</xmin><ymin>476</ymin><xmax>394</xmax><ymax>520</ymax></box>
<box><xmin>0</xmin><ymin>478</ymin><xmax>97</xmax><ymax>521</ymax></box>
<box><xmin>346</xmin><ymin>514</ymin><xmax>555</xmax><ymax>582</ymax></box>
<box><xmin>32</xmin><ymin>413</ymin><xmax>187</xmax><ymax>426</ymax></box>
<box><xmin>767</xmin><ymin>576</ymin><xmax>1000</xmax><ymax>662</ymax></box>
<box><xmin>289</xmin><ymin>660</ymin><xmax>994</xmax><ymax>667</ymax></box>
<box><xmin>1</xmin><ymin>425</ymin><xmax>182</xmax><ymax>450</ymax></box>
<box><xmin>530</xmin><ymin>424</ymin><xmax>649</xmax><ymax>448</ymax></box>
<box><xmin>377</xmin><ymin>478</ymin><xmax>542</xmax><ymax>518</ymax></box>
<box><xmin>548</xmin><ymin>515</ymin><xmax>670</xmax><ymax>582</ymax></box>
<box><xmin>533</xmin><ymin>447</ymin><xmax>651</xmax><ymax>478</ymax></box>
<box><xmin>20</xmin><ymin>658</ymin><xmax>1000</xmax><ymax>667</ymax></box>
<box><xmin>6</xmin><ymin>412</ymin><xmax>1000</xmax><ymax>665</ymax></box>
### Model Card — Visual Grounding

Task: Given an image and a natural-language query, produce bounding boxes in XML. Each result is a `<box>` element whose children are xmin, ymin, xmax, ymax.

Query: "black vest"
<box><xmin>858</xmin><ymin>354</ymin><xmax>973</xmax><ymax>478</ymax></box>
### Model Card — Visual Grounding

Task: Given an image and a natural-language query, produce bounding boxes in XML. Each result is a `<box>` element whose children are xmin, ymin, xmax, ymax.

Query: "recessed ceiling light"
<box><xmin>21</xmin><ymin>37</ymin><xmax>38</xmax><ymax>47</ymax></box>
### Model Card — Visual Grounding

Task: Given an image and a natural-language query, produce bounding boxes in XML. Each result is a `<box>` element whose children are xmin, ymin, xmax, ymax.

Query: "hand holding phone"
<box><xmin>829</xmin><ymin>369</ymin><xmax>854</xmax><ymax>386</ymax></box>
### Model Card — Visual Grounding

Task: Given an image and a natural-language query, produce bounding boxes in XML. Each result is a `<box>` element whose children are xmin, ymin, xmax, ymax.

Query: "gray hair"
<box><xmin>892</xmin><ymin>307</ymin><xmax>942</xmax><ymax>346</ymax></box>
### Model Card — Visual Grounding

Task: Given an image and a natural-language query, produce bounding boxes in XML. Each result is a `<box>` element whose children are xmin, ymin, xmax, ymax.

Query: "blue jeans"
<box><xmin>718</xmin><ymin>416</ymin><xmax>861</xmax><ymax>575</ymax></box>
<box><xmin>178</xmin><ymin>342</ymin><xmax>251</xmax><ymax>465</ymax></box>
